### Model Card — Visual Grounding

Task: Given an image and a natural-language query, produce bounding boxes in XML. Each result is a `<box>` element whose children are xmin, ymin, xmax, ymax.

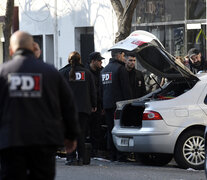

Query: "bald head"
<box><xmin>9</xmin><ymin>31</ymin><xmax>34</xmax><ymax>56</ymax></box>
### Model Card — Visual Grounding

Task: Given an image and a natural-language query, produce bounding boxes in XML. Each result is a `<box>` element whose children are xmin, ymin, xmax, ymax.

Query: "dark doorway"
<box><xmin>80</xmin><ymin>34</ymin><xmax>94</xmax><ymax>67</ymax></box>
<box><xmin>75</xmin><ymin>27</ymin><xmax>94</xmax><ymax>68</ymax></box>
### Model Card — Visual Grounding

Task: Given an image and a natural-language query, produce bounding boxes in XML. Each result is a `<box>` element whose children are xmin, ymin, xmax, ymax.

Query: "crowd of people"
<box><xmin>0</xmin><ymin>30</ymin><xmax>206</xmax><ymax>180</ymax></box>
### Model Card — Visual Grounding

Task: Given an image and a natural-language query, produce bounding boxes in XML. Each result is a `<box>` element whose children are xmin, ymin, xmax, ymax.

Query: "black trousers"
<box><xmin>67</xmin><ymin>112</ymin><xmax>88</xmax><ymax>160</ymax></box>
<box><xmin>0</xmin><ymin>146</ymin><xmax>57</xmax><ymax>180</ymax></box>
<box><xmin>104</xmin><ymin>108</ymin><xmax>117</xmax><ymax>158</ymax></box>
<box><xmin>88</xmin><ymin>110</ymin><xmax>102</xmax><ymax>150</ymax></box>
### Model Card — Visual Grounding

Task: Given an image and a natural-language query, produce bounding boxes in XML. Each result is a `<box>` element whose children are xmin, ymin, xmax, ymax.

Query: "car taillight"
<box><xmin>142</xmin><ymin>111</ymin><xmax>163</xmax><ymax>120</ymax></box>
<box><xmin>114</xmin><ymin>110</ymin><xmax>121</xmax><ymax>120</ymax></box>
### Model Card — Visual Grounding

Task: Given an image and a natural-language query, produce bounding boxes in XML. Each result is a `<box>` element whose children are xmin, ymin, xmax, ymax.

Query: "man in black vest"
<box><xmin>101</xmin><ymin>50</ymin><xmax>132</xmax><ymax>161</ymax></box>
<box><xmin>88</xmin><ymin>52</ymin><xmax>105</xmax><ymax>156</ymax></box>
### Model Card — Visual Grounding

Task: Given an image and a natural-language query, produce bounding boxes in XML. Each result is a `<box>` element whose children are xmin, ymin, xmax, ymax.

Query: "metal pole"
<box><xmin>184</xmin><ymin>0</ymin><xmax>187</xmax><ymax>54</ymax></box>
<box><xmin>54</xmin><ymin>0</ymin><xmax>58</xmax><ymax>68</ymax></box>
<box><xmin>206</xmin><ymin>0</ymin><xmax>207</xmax><ymax>58</ymax></box>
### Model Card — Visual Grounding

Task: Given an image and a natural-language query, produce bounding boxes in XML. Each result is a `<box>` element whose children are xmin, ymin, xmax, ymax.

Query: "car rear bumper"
<box><xmin>112</xmin><ymin>121</ymin><xmax>178</xmax><ymax>154</ymax></box>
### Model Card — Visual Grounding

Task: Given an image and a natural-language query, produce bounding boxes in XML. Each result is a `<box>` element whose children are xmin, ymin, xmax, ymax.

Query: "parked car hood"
<box><xmin>109</xmin><ymin>30</ymin><xmax>198</xmax><ymax>81</ymax></box>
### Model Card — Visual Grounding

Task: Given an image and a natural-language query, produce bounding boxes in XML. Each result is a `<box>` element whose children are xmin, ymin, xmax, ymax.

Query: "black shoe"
<box><xmin>91</xmin><ymin>149</ymin><xmax>98</xmax><ymax>157</ymax></box>
<box><xmin>78</xmin><ymin>158</ymin><xmax>83</xmax><ymax>166</ymax></box>
<box><xmin>109</xmin><ymin>154</ymin><xmax>117</xmax><ymax>162</ymax></box>
<box><xmin>65</xmin><ymin>158</ymin><xmax>78</xmax><ymax>166</ymax></box>
<box><xmin>117</xmin><ymin>157</ymin><xmax>128</xmax><ymax>162</ymax></box>
<box><xmin>117</xmin><ymin>153</ymin><xmax>128</xmax><ymax>162</ymax></box>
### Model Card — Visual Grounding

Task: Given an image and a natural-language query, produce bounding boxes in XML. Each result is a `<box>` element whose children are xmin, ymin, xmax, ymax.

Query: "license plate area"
<box><xmin>117</xmin><ymin>137</ymin><xmax>134</xmax><ymax>147</ymax></box>
<box><xmin>120</xmin><ymin>138</ymin><xmax>129</xmax><ymax>146</ymax></box>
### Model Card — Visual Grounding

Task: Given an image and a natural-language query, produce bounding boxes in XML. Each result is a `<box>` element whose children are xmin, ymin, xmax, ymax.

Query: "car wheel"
<box><xmin>138</xmin><ymin>153</ymin><xmax>173</xmax><ymax>166</ymax></box>
<box><xmin>174</xmin><ymin>129</ymin><xmax>205</xmax><ymax>170</ymax></box>
<box><xmin>205</xmin><ymin>127</ymin><xmax>207</xmax><ymax>178</ymax></box>
<box><xmin>205</xmin><ymin>152</ymin><xmax>207</xmax><ymax>179</ymax></box>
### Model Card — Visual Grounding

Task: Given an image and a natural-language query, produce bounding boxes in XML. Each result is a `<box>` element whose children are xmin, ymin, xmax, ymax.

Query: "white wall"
<box><xmin>0</xmin><ymin>24</ymin><xmax>3</xmax><ymax>64</ymax></box>
<box><xmin>18</xmin><ymin>0</ymin><xmax>117</xmax><ymax>69</ymax></box>
<box><xmin>0</xmin><ymin>0</ymin><xmax>7</xmax><ymax>64</ymax></box>
<box><xmin>0</xmin><ymin>0</ymin><xmax>7</xmax><ymax>16</ymax></box>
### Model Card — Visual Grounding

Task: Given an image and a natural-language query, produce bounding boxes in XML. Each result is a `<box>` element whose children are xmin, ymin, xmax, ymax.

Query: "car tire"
<box><xmin>138</xmin><ymin>153</ymin><xmax>173</xmax><ymax>166</ymax></box>
<box><xmin>205</xmin><ymin>127</ymin><xmax>207</xmax><ymax>178</ymax></box>
<box><xmin>174</xmin><ymin>129</ymin><xmax>205</xmax><ymax>170</ymax></box>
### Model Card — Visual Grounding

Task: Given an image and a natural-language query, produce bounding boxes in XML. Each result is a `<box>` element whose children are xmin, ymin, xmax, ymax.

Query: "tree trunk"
<box><xmin>3</xmin><ymin>0</ymin><xmax>14</xmax><ymax>61</ymax></box>
<box><xmin>110</xmin><ymin>0</ymin><xmax>138</xmax><ymax>43</ymax></box>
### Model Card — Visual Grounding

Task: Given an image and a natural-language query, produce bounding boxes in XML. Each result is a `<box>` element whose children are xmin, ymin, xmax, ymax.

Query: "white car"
<box><xmin>111</xmin><ymin>30</ymin><xmax>207</xmax><ymax>170</ymax></box>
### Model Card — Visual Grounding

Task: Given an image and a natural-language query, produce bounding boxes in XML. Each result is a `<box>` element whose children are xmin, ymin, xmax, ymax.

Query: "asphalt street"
<box><xmin>55</xmin><ymin>157</ymin><xmax>206</xmax><ymax>180</ymax></box>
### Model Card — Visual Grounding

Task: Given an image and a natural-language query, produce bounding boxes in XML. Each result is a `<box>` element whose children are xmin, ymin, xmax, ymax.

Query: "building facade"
<box><xmin>16</xmin><ymin>0</ymin><xmax>117</xmax><ymax>68</ymax></box>
<box><xmin>132</xmin><ymin>0</ymin><xmax>207</xmax><ymax>58</ymax></box>
<box><xmin>0</xmin><ymin>0</ymin><xmax>206</xmax><ymax>66</ymax></box>
<box><xmin>0</xmin><ymin>0</ymin><xmax>19</xmax><ymax>64</ymax></box>
<box><xmin>0</xmin><ymin>0</ymin><xmax>6</xmax><ymax>64</ymax></box>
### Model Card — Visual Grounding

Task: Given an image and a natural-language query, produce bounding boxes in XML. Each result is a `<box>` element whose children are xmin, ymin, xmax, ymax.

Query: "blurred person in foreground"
<box><xmin>0</xmin><ymin>31</ymin><xmax>80</xmax><ymax>180</ymax></box>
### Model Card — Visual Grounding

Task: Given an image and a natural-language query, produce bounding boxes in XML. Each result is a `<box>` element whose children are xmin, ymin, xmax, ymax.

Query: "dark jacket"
<box><xmin>59</xmin><ymin>63</ymin><xmax>97</xmax><ymax>115</ymax></box>
<box><xmin>128</xmin><ymin>68</ymin><xmax>146</xmax><ymax>99</ymax></box>
<box><xmin>0</xmin><ymin>49</ymin><xmax>80</xmax><ymax>150</ymax></box>
<box><xmin>89</xmin><ymin>66</ymin><xmax>103</xmax><ymax>111</ymax></box>
<box><xmin>101</xmin><ymin>58</ymin><xmax>132</xmax><ymax>109</ymax></box>
<box><xmin>189</xmin><ymin>56</ymin><xmax>207</xmax><ymax>74</ymax></box>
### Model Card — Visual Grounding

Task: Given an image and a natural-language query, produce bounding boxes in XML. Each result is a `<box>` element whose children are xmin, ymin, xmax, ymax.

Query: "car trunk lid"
<box><xmin>109</xmin><ymin>30</ymin><xmax>198</xmax><ymax>82</ymax></box>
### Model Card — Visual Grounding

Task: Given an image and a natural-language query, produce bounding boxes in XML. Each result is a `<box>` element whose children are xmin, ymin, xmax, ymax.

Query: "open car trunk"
<box><xmin>119</xmin><ymin>79</ymin><xmax>197</xmax><ymax>127</ymax></box>
<box><xmin>110</xmin><ymin>30</ymin><xmax>199</xmax><ymax>127</ymax></box>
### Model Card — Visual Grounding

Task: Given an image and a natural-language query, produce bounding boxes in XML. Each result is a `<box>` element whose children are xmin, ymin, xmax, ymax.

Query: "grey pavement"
<box><xmin>55</xmin><ymin>157</ymin><xmax>206</xmax><ymax>180</ymax></box>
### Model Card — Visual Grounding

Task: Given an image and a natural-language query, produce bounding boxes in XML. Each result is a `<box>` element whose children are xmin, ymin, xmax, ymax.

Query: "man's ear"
<box><xmin>9</xmin><ymin>46</ymin><xmax>14</xmax><ymax>56</ymax></box>
<box><xmin>116</xmin><ymin>53</ymin><xmax>121</xmax><ymax>60</ymax></box>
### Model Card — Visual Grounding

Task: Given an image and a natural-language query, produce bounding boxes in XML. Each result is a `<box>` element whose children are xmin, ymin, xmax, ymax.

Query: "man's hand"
<box><xmin>101</xmin><ymin>109</ymin><xmax>105</xmax><ymax>115</ymax></box>
<box><xmin>64</xmin><ymin>139</ymin><xmax>77</xmax><ymax>153</ymax></box>
<box><xmin>91</xmin><ymin>107</ymin><xmax>97</xmax><ymax>112</ymax></box>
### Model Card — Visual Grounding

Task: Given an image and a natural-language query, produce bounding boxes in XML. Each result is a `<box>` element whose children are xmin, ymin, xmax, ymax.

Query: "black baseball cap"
<box><xmin>89</xmin><ymin>52</ymin><xmax>105</xmax><ymax>61</ymax></box>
